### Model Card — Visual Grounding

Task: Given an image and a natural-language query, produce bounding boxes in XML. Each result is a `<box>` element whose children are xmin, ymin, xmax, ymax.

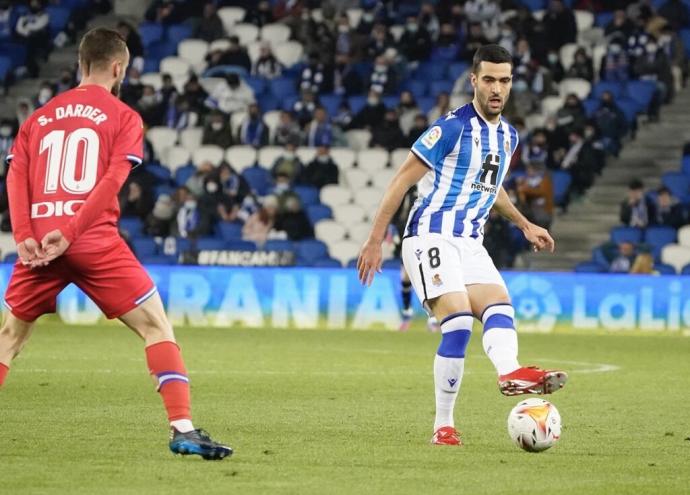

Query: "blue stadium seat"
<box><xmin>264</xmin><ymin>239</ymin><xmax>296</xmax><ymax>252</ymax></box>
<box><xmin>429</xmin><ymin>80</ymin><xmax>454</xmax><ymax>96</ymax></box>
<box><xmin>681</xmin><ymin>155</ymin><xmax>690</xmax><ymax>177</ymax></box>
<box><xmin>654</xmin><ymin>263</ymin><xmax>676</xmax><ymax>275</ymax></box>
<box><xmin>551</xmin><ymin>170</ymin><xmax>572</xmax><ymax>206</ymax></box>
<box><xmin>346</xmin><ymin>259</ymin><xmax>358</xmax><ymax>268</ymax></box>
<box><xmin>306</xmin><ymin>204</ymin><xmax>332</xmax><ymax>225</ymax></box>
<box><xmin>139</xmin><ymin>22</ymin><xmax>164</xmax><ymax>48</ymax></box>
<box><xmin>644</xmin><ymin>226</ymin><xmax>677</xmax><ymax>250</ymax></box>
<box><xmin>414</xmin><ymin>61</ymin><xmax>446</xmax><ymax>82</ymax></box>
<box><xmin>202</xmin><ymin>65</ymin><xmax>248</xmax><ymax>78</ymax></box>
<box><xmin>296</xmin><ymin>239</ymin><xmax>329</xmax><ymax>264</ymax></box>
<box><xmin>681</xmin><ymin>29</ymin><xmax>690</xmax><ymax>57</ymax></box>
<box><xmin>592</xmin><ymin>81</ymin><xmax>625</xmax><ymax>100</ymax></box>
<box><xmin>0</xmin><ymin>42</ymin><xmax>27</xmax><ymax>69</ymax></box>
<box><xmin>448</xmin><ymin>62</ymin><xmax>469</xmax><ymax>81</ymax></box>
<box><xmin>430</xmin><ymin>46</ymin><xmax>458</xmax><ymax>62</ymax></box>
<box><xmin>140</xmin><ymin>255</ymin><xmax>177</xmax><ymax>264</ymax></box>
<box><xmin>154</xmin><ymin>184</ymin><xmax>174</xmax><ymax>199</ymax></box>
<box><xmin>625</xmin><ymin>80</ymin><xmax>657</xmax><ymax>110</ymax></box>
<box><xmin>382</xmin><ymin>95</ymin><xmax>399</xmax><ymax>109</ymax></box>
<box><xmin>175</xmin><ymin>164</ymin><xmax>196</xmax><ymax>186</ymax></box>
<box><xmin>245</xmin><ymin>76</ymin><xmax>267</xmax><ymax>96</ymax></box>
<box><xmin>170</xmin><ymin>237</ymin><xmax>192</xmax><ymax>255</ymax></box>
<box><xmin>682</xmin><ymin>263</ymin><xmax>690</xmax><ymax>275</ymax></box>
<box><xmin>404</xmin><ymin>79</ymin><xmax>427</xmax><ymax>98</ymax></box>
<box><xmin>519</xmin><ymin>0</ymin><xmax>546</xmax><ymax>10</ymax></box>
<box><xmin>582</xmin><ymin>98</ymin><xmax>599</xmax><ymax>117</ymax></box>
<box><xmin>348</xmin><ymin>95</ymin><xmax>367</xmax><ymax>114</ymax></box>
<box><xmin>382</xmin><ymin>258</ymin><xmax>401</xmax><ymax>269</ymax></box>
<box><xmin>591</xmin><ymin>246</ymin><xmax>609</xmax><ymax>267</ymax></box>
<box><xmin>225</xmin><ymin>240</ymin><xmax>257</xmax><ymax>251</ymax></box>
<box><xmin>319</xmin><ymin>93</ymin><xmax>342</xmax><ymax>117</ymax></box>
<box><xmin>147</xmin><ymin>164</ymin><xmax>172</xmax><ymax>182</ymax></box>
<box><xmin>281</xmin><ymin>94</ymin><xmax>299</xmax><ymax>111</ymax></box>
<box><xmin>143</xmin><ymin>57</ymin><xmax>160</xmax><ymax>74</ymax></box>
<box><xmin>218</xmin><ymin>222</ymin><xmax>243</xmax><ymax>241</ymax></box>
<box><xmin>662</xmin><ymin>172</ymin><xmax>690</xmax><ymax>203</ymax></box>
<box><xmin>241</xmin><ymin>166</ymin><xmax>272</xmax><ymax>196</ymax></box>
<box><xmin>312</xmin><ymin>258</ymin><xmax>341</xmax><ymax>268</ymax></box>
<box><xmin>45</xmin><ymin>6</ymin><xmax>70</xmax><ymax>37</ymax></box>
<box><xmin>270</xmin><ymin>76</ymin><xmax>298</xmax><ymax>99</ymax></box>
<box><xmin>119</xmin><ymin>217</ymin><xmax>144</xmax><ymax>237</ymax></box>
<box><xmin>257</xmin><ymin>94</ymin><xmax>279</xmax><ymax>111</ymax></box>
<box><xmin>417</xmin><ymin>96</ymin><xmax>436</xmax><ymax>113</ymax></box>
<box><xmin>574</xmin><ymin>261</ymin><xmax>607</xmax><ymax>273</ymax></box>
<box><xmin>196</xmin><ymin>238</ymin><xmax>226</xmax><ymax>251</ymax></box>
<box><xmin>3</xmin><ymin>253</ymin><xmax>18</xmax><ymax>264</ymax></box>
<box><xmin>616</xmin><ymin>98</ymin><xmax>641</xmax><ymax>123</ymax></box>
<box><xmin>147</xmin><ymin>40</ymin><xmax>178</xmax><ymax>63</ymax></box>
<box><xmin>166</xmin><ymin>23</ymin><xmax>193</xmax><ymax>43</ymax></box>
<box><xmin>0</xmin><ymin>56</ymin><xmax>11</xmax><ymax>81</ymax></box>
<box><xmin>595</xmin><ymin>12</ymin><xmax>614</xmax><ymax>27</ymax></box>
<box><xmin>293</xmin><ymin>185</ymin><xmax>320</xmax><ymax>206</ymax></box>
<box><xmin>131</xmin><ymin>238</ymin><xmax>158</xmax><ymax>257</ymax></box>
<box><xmin>610</xmin><ymin>226</ymin><xmax>643</xmax><ymax>244</ymax></box>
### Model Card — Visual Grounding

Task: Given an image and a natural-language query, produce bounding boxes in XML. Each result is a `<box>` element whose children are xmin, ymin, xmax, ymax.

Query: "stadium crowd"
<box><xmin>1</xmin><ymin>0</ymin><xmax>690</xmax><ymax>269</ymax></box>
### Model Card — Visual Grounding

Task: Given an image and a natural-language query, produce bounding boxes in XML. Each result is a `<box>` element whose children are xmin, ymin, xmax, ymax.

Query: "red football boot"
<box><xmin>431</xmin><ymin>426</ymin><xmax>463</xmax><ymax>446</ymax></box>
<box><xmin>498</xmin><ymin>366</ymin><xmax>568</xmax><ymax>396</ymax></box>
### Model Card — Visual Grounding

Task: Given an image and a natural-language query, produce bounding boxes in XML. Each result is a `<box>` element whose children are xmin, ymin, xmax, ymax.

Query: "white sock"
<box><xmin>434</xmin><ymin>354</ymin><xmax>464</xmax><ymax>430</ymax></box>
<box><xmin>433</xmin><ymin>313</ymin><xmax>473</xmax><ymax>431</ymax></box>
<box><xmin>170</xmin><ymin>419</ymin><xmax>195</xmax><ymax>433</ymax></box>
<box><xmin>481</xmin><ymin>304</ymin><xmax>520</xmax><ymax>375</ymax></box>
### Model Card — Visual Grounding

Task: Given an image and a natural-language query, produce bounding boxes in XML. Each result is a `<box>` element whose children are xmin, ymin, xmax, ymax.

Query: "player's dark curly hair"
<box><xmin>472</xmin><ymin>44</ymin><xmax>513</xmax><ymax>73</ymax></box>
<box><xmin>78</xmin><ymin>27</ymin><xmax>128</xmax><ymax>75</ymax></box>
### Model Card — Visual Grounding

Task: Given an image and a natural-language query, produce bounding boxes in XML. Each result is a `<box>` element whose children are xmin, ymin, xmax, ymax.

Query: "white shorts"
<box><xmin>401</xmin><ymin>234</ymin><xmax>506</xmax><ymax>304</ymax></box>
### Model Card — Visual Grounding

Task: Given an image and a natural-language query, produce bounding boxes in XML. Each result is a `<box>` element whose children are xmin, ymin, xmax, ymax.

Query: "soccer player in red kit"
<box><xmin>0</xmin><ymin>27</ymin><xmax>232</xmax><ymax>460</ymax></box>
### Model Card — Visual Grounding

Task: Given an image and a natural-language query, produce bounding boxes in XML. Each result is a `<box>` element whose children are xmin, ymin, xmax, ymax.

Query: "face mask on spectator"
<box><xmin>206</xmin><ymin>181</ymin><xmax>219</xmax><ymax>194</ymax></box>
<box><xmin>184</xmin><ymin>199</ymin><xmax>197</xmax><ymax>209</ymax></box>
<box><xmin>317</xmin><ymin>155</ymin><xmax>330</xmax><ymax>163</ymax></box>
<box><xmin>512</xmin><ymin>80</ymin><xmax>528</xmax><ymax>93</ymax></box>
<box><xmin>646</xmin><ymin>43</ymin><xmax>657</xmax><ymax>54</ymax></box>
<box><xmin>548</xmin><ymin>53</ymin><xmax>558</xmax><ymax>64</ymax></box>
<box><xmin>363</xmin><ymin>12</ymin><xmax>374</xmax><ymax>22</ymax></box>
<box><xmin>211</xmin><ymin>121</ymin><xmax>223</xmax><ymax>131</ymax></box>
<box><xmin>338</xmin><ymin>25</ymin><xmax>349</xmax><ymax>33</ymax></box>
<box><xmin>609</xmin><ymin>44</ymin><xmax>621</xmax><ymax>55</ymax></box>
<box><xmin>367</xmin><ymin>96</ymin><xmax>379</xmax><ymax>105</ymax></box>
<box><xmin>0</xmin><ymin>126</ymin><xmax>11</xmax><ymax>137</ymax></box>
<box><xmin>38</xmin><ymin>88</ymin><xmax>53</xmax><ymax>104</ymax></box>
<box><xmin>283</xmin><ymin>151</ymin><xmax>296</xmax><ymax>159</ymax></box>
<box><xmin>140</xmin><ymin>95</ymin><xmax>156</xmax><ymax>106</ymax></box>
<box><xmin>406</xmin><ymin>22</ymin><xmax>418</xmax><ymax>32</ymax></box>
<box><xmin>374</xmin><ymin>64</ymin><xmax>386</xmax><ymax>72</ymax></box>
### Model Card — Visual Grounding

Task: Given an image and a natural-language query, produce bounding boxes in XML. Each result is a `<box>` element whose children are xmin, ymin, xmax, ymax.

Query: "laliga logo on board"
<box><xmin>508</xmin><ymin>275</ymin><xmax>561</xmax><ymax>332</ymax></box>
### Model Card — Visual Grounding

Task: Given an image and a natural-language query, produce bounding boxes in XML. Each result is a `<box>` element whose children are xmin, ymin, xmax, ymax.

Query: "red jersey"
<box><xmin>6</xmin><ymin>84</ymin><xmax>143</xmax><ymax>252</ymax></box>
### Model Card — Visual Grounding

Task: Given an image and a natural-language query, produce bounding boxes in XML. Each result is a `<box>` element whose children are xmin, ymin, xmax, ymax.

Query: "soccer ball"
<box><xmin>507</xmin><ymin>398</ymin><xmax>561</xmax><ymax>452</ymax></box>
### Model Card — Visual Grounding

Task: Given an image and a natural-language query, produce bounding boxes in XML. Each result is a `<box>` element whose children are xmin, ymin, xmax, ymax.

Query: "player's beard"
<box><xmin>481</xmin><ymin>94</ymin><xmax>505</xmax><ymax>118</ymax></box>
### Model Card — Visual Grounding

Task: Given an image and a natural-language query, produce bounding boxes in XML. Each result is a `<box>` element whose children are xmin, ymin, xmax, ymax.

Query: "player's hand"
<box><xmin>522</xmin><ymin>222</ymin><xmax>555</xmax><ymax>253</ymax></box>
<box><xmin>39</xmin><ymin>230</ymin><xmax>71</xmax><ymax>264</ymax></box>
<box><xmin>17</xmin><ymin>238</ymin><xmax>46</xmax><ymax>267</ymax></box>
<box><xmin>357</xmin><ymin>238</ymin><xmax>383</xmax><ymax>286</ymax></box>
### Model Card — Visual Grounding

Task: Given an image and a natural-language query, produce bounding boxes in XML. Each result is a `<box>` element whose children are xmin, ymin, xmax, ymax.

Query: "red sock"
<box><xmin>145</xmin><ymin>341</ymin><xmax>191</xmax><ymax>422</ymax></box>
<box><xmin>0</xmin><ymin>363</ymin><xmax>8</xmax><ymax>388</ymax></box>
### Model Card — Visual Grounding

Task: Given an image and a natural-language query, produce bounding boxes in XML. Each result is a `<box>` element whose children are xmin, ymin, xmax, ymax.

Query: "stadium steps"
<box><xmin>526</xmin><ymin>85</ymin><xmax>690</xmax><ymax>271</ymax></box>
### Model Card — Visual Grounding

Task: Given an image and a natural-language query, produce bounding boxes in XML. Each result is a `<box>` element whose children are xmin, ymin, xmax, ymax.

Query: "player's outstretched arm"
<box><xmin>357</xmin><ymin>153</ymin><xmax>429</xmax><ymax>286</ymax></box>
<box><xmin>493</xmin><ymin>186</ymin><xmax>555</xmax><ymax>253</ymax></box>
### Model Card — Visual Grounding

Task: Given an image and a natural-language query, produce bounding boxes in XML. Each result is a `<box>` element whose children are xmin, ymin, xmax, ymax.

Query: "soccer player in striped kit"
<box><xmin>358</xmin><ymin>45</ymin><xmax>567</xmax><ymax>446</ymax></box>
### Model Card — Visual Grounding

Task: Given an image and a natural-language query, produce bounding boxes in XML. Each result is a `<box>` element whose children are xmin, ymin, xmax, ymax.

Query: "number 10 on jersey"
<box><xmin>40</xmin><ymin>128</ymin><xmax>100</xmax><ymax>195</ymax></box>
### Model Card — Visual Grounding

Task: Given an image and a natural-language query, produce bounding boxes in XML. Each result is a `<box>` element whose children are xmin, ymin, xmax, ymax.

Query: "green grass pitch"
<box><xmin>1</xmin><ymin>322</ymin><xmax>689</xmax><ymax>495</ymax></box>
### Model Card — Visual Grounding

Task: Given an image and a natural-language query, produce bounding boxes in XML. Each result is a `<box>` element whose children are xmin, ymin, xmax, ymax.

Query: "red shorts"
<box><xmin>4</xmin><ymin>237</ymin><xmax>156</xmax><ymax>322</ymax></box>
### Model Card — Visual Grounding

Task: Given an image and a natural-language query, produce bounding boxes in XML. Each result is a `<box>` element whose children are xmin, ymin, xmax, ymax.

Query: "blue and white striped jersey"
<box><xmin>405</xmin><ymin>103</ymin><xmax>518</xmax><ymax>239</ymax></box>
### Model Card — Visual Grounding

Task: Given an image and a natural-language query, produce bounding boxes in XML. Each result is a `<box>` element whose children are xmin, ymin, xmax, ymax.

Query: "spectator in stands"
<box><xmin>292</xmin><ymin>88</ymin><xmax>318</xmax><ymax>128</ymax></box>
<box><xmin>173</xmin><ymin>186</ymin><xmax>213</xmax><ymax>239</ymax></box>
<box><xmin>272</xmin><ymin>0</ymin><xmax>303</xmax><ymax>22</ymax></box>
<box><xmin>294</xmin><ymin>8</ymin><xmax>336</xmax><ymax>65</ymax></box>
<box><xmin>305</xmin><ymin>107</ymin><xmax>333</xmax><ymax>147</ymax></box>
<box><xmin>271</xmin><ymin>142</ymin><xmax>303</xmax><ymax>185</ymax></box>
<box><xmin>244</xmin><ymin>0</ymin><xmax>274</xmax><ymax>28</ymax></box>
<box><xmin>300</xmin><ymin>52</ymin><xmax>329</xmax><ymax>94</ymax></box>
<box><xmin>658</xmin><ymin>0</ymin><xmax>690</xmax><ymax>30</ymax></box>
<box><xmin>301</xmin><ymin>146</ymin><xmax>338</xmax><ymax>189</ymax></box>
<box><xmin>332</xmin><ymin>101</ymin><xmax>353</xmax><ymax>131</ymax></box>
<box><xmin>626</xmin><ymin>14</ymin><xmax>653</xmax><ymax>64</ymax></box>
<box><xmin>275</xmin><ymin>195</ymin><xmax>313</xmax><ymax>241</ymax></box>
<box><xmin>208</xmin><ymin>73</ymin><xmax>255</xmax><ymax>115</ymax></box>
<box><xmin>652</xmin><ymin>186</ymin><xmax>685</xmax><ymax>228</ymax></box>
<box><xmin>334</xmin><ymin>13</ymin><xmax>354</xmax><ymax>58</ymax></box>
<box><xmin>252</xmin><ymin>42</ymin><xmax>283</xmax><ymax>79</ymax></box>
<box><xmin>399</xmin><ymin>15</ymin><xmax>432</xmax><ymax>64</ymax></box>
<box><xmin>167</xmin><ymin>96</ymin><xmax>199</xmax><ymax>130</ymax></box>
<box><xmin>436</xmin><ymin>22</ymin><xmax>460</xmax><ymax>50</ymax></box>
<box><xmin>405</xmin><ymin>114</ymin><xmax>428</xmax><ymax>147</ymax></box>
<box><xmin>367</xmin><ymin>22</ymin><xmax>394</xmax><ymax>59</ymax></box>
<box><xmin>332</xmin><ymin>54</ymin><xmax>363</xmax><ymax>96</ymax></box>
<box><xmin>522</xmin><ymin>130</ymin><xmax>550</xmax><ymax>169</ymax></box>
<box><xmin>55</xmin><ymin>67</ymin><xmax>76</xmax><ymax>94</ymax></box>
<box><xmin>505</xmin><ymin>65</ymin><xmax>540</xmax><ymax>119</ymax></box>
<box><xmin>369</xmin><ymin>55</ymin><xmax>395</xmax><ymax>94</ymax></box>
<box><xmin>242</xmin><ymin>194</ymin><xmax>280</xmax><ymax>247</ymax></box>
<box><xmin>206</xmin><ymin>36</ymin><xmax>252</xmax><ymax>73</ymax></box>
<box><xmin>274</xmin><ymin>110</ymin><xmax>302</xmax><ymax>146</ymax></box>
<box><xmin>543</xmin><ymin>49</ymin><xmax>565</xmax><ymax>86</ymax></box>
<box><xmin>15</xmin><ymin>99</ymin><xmax>34</xmax><ymax>126</ymax></box>
<box><xmin>606</xmin><ymin>10</ymin><xmax>635</xmax><ymax>40</ymax></box>
<box><xmin>556</xmin><ymin>93</ymin><xmax>587</xmax><ymax>136</ymax></box>
<box><xmin>630</xmin><ymin>252</ymin><xmax>657</xmax><ymax>275</ymax></box>
<box><xmin>418</xmin><ymin>1</ymin><xmax>440</xmax><ymax>40</ymax></box>
<box><xmin>607</xmin><ymin>241</ymin><xmax>637</xmax><ymax>273</ymax></box>
<box><xmin>559</xmin><ymin>127</ymin><xmax>598</xmax><ymax>195</ymax></box>
<box><xmin>397</xmin><ymin>90</ymin><xmax>420</xmax><ymax>136</ymax></box>
<box><xmin>371</xmin><ymin>108</ymin><xmax>406</xmax><ymax>151</ymax></box>
<box><xmin>427</xmin><ymin>92</ymin><xmax>450</xmax><ymax>123</ymax></box>
<box><xmin>15</xmin><ymin>0</ymin><xmax>50</xmax><ymax>78</ymax></box>
<box><xmin>238</xmin><ymin>103</ymin><xmax>269</xmax><ymax>148</ymax></box>
<box><xmin>145</xmin><ymin>0</ymin><xmax>185</xmax><ymax>24</ymax></box>
<box><xmin>465</xmin><ymin>0</ymin><xmax>500</xmax><ymax>41</ymax></box>
<box><xmin>182</xmin><ymin>74</ymin><xmax>208</xmax><ymax>114</ymax></box>
<box><xmin>145</xmin><ymin>193</ymin><xmax>175</xmax><ymax>237</ymax></box>
<box><xmin>483</xmin><ymin>210</ymin><xmax>515</xmax><ymax>269</ymax></box>
<box><xmin>350</xmin><ymin>89</ymin><xmax>386</xmax><ymax>130</ymax></box>
<box><xmin>658</xmin><ymin>24</ymin><xmax>688</xmax><ymax>92</ymax></box>
<box><xmin>620</xmin><ymin>179</ymin><xmax>655</xmax><ymax>228</ymax></box>
<box><xmin>185</xmin><ymin>161</ymin><xmax>215</xmax><ymax>198</ymax></box>
<box><xmin>600</xmin><ymin>39</ymin><xmax>630</xmax><ymax>82</ymax></box>
<box><xmin>566</xmin><ymin>48</ymin><xmax>595</xmax><ymax>82</ymax></box>
<box><xmin>633</xmin><ymin>40</ymin><xmax>673</xmax><ymax>110</ymax></box>
<box><xmin>218</xmin><ymin>162</ymin><xmax>250</xmax><ymax>204</ymax></box>
<box><xmin>117</xmin><ymin>21</ymin><xmax>144</xmax><ymax>73</ymax></box>
<box><xmin>462</xmin><ymin>22</ymin><xmax>491</xmax><ymax>62</ymax></box>
<box><xmin>543</xmin><ymin>0</ymin><xmax>577</xmax><ymax>50</ymax></box>
<box><xmin>121</xmin><ymin>68</ymin><xmax>144</xmax><ymax>107</ymax></box>
<box><xmin>137</xmin><ymin>85</ymin><xmax>165</xmax><ymax>127</ymax></box>
<box><xmin>0</xmin><ymin>119</ymin><xmax>14</xmax><ymax>166</ymax></box>
<box><xmin>202</xmin><ymin>110</ymin><xmax>234</xmax><ymax>149</ymax></box>
<box><xmin>120</xmin><ymin>181</ymin><xmax>155</xmax><ymax>220</ymax></box>
<box><xmin>159</xmin><ymin>73</ymin><xmax>178</xmax><ymax>109</ymax></box>
<box><xmin>35</xmin><ymin>81</ymin><xmax>55</xmax><ymax>108</ymax></box>
<box><xmin>594</xmin><ymin>91</ymin><xmax>628</xmax><ymax>156</ymax></box>
<box><xmin>194</xmin><ymin>2</ymin><xmax>224</xmax><ymax>43</ymax></box>
<box><xmin>0</xmin><ymin>1</ymin><xmax>16</xmax><ymax>41</ymax></box>
<box><xmin>516</xmin><ymin>162</ymin><xmax>555</xmax><ymax>229</ymax></box>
